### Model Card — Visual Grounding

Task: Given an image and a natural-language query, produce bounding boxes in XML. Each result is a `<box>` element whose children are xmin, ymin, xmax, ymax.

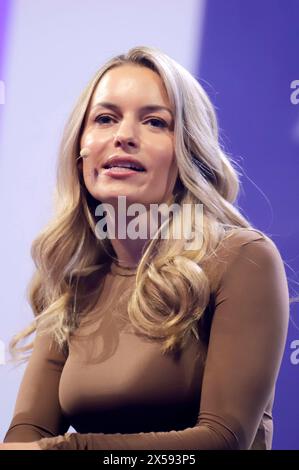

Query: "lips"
<box><xmin>102</xmin><ymin>156</ymin><xmax>146</xmax><ymax>172</ymax></box>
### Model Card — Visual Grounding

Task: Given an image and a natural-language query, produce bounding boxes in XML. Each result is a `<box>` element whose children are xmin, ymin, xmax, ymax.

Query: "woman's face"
<box><xmin>80</xmin><ymin>64</ymin><xmax>178</xmax><ymax>208</ymax></box>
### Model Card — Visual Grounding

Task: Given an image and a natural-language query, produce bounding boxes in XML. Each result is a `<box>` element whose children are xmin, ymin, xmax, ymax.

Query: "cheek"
<box><xmin>152</xmin><ymin>139</ymin><xmax>178</xmax><ymax>188</ymax></box>
<box><xmin>82</xmin><ymin>161</ymin><xmax>95</xmax><ymax>187</ymax></box>
<box><xmin>80</xmin><ymin>129</ymin><xmax>106</xmax><ymax>154</ymax></box>
<box><xmin>149</xmin><ymin>138</ymin><xmax>175</xmax><ymax>173</ymax></box>
<box><xmin>80</xmin><ymin>130</ymin><xmax>109</xmax><ymax>183</ymax></box>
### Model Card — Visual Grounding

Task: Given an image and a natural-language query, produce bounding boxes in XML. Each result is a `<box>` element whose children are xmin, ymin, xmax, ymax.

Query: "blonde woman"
<box><xmin>1</xmin><ymin>46</ymin><xmax>289</xmax><ymax>450</ymax></box>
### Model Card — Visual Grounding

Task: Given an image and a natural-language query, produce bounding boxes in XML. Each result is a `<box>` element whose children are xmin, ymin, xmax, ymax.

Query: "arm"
<box><xmin>3</xmin><ymin>331</ymin><xmax>70</xmax><ymax>443</ymax></box>
<box><xmin>0</xmin><ymin>442</ymin><xmax>41</xmax><ymax>450</ymax></box>
<box><xmin>36</xmin><ymin>234</ymin><xmax>289</xmax><ymax>450</ymax></box>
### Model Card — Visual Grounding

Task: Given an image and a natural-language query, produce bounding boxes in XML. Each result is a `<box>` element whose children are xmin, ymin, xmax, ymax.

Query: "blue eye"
<box><xmin>146</xmin><ymin>118</ymin><xmax>167</xmax><ymax>128</ymax></box>
<box><xmin>94</xmin><ymin>114</ymin><xmax>115</xmax><ymax>125</ymax></box>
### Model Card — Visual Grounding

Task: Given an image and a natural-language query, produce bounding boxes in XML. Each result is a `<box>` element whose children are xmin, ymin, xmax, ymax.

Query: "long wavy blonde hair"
<box><xmin>9</xmin><ymin>45</ymin><xmax>264</xmax><ymax>364</ymax></box>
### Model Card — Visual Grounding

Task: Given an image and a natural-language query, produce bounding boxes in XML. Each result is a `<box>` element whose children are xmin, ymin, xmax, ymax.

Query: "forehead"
<box><xmin>89</xmin><ymin>64</ymin><xmax>171</xmax><ymax>109</ymax></box>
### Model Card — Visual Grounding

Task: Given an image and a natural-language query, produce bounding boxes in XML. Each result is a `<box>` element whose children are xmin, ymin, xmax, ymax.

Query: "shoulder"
<box><xmin>232</xmin><ymin>227</ymin><xmax>283</xmax><ymax>261</ymax></box>
<box><xmin>209</xmin><ymin>228</ymin><xmax>286</xmax><ymax>291</ymax></box>
<box><xmin>217</xmin><ymin>228</ymin><xmax>281</xmax><ymax>262</ymax></box>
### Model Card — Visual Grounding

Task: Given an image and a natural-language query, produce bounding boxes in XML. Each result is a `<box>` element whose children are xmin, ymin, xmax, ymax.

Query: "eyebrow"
<box><xmin>90</xmin><ymin>101</ymin><xmax>174</xmax><ymax>118</ymax></box>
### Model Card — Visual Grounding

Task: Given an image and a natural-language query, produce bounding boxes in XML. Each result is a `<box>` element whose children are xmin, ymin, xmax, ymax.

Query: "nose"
<box><xmin>113</xmin><ymin>119</ymin><xmax>139</xmax><ymax>151</ymax></box>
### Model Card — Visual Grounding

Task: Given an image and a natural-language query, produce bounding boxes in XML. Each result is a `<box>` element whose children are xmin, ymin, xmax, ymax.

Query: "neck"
<box><xmin>100</xmin><ymin>193</ymin><xmax>177</xmax><ymax>267</ymax></box>
<box><xmin>104</xmin><ymin>202</ymin><xmax>154</xmax><ymax>267</ymax></box>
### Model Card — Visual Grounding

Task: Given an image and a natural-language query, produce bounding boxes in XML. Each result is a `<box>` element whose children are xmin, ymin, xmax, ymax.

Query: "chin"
<box><xmin>96</xmin><ymin>193</ymin><xmax>144</xmax><ymax>205</ymax></box>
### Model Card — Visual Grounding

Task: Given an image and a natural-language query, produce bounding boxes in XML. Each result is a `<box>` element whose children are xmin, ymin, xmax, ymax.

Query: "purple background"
<box><xmin>0</xmin><ymin>0</ymin><xmax>10</xmax><ymax>75</ymax></box>
<box><xmin>198</xmin><ymin>0</ymin><xmax>299</xmax><ymax>449</ymax></box>
<box><xmin>0</xmin><ymin>0</ymin><xmax>11</xmax><ymax>129</ymax></box>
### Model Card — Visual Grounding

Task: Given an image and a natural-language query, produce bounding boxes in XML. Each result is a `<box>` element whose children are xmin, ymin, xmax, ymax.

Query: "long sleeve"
<box><xmin>36</xmin><ymin>233</ymin><xmax>290</xmax><ymax>450</ymax></box>
<box><xmin>3</xmin><ymin>332</ymin><xmax>70</xmax><ymax>442</ymax></box>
